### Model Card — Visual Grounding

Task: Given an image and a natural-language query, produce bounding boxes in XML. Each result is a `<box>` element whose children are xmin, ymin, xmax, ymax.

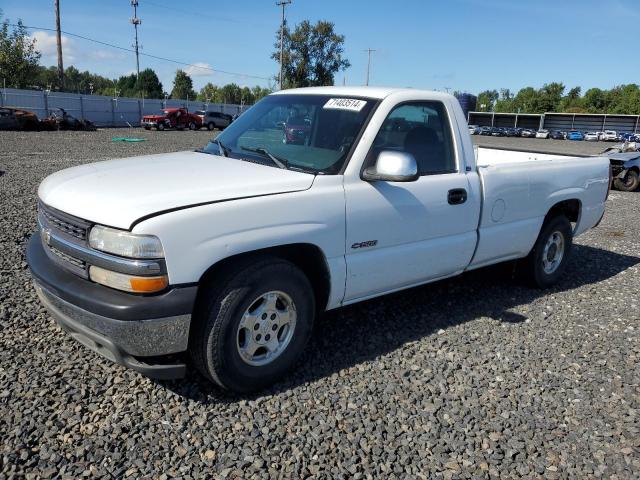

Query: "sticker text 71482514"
<box><xmin>323</xmin><ymin>98</ymin><xmax>367</xmax><ymax>112</ymax></box>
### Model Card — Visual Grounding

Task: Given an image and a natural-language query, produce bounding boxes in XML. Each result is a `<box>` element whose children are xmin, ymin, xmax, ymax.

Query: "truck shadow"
<box><xmin>162</xmin><ymin>244</ymin><xmax>639</xmax><ymax>402</ymax></box>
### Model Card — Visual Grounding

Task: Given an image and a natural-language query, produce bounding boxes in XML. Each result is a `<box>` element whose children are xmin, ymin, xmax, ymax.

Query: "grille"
<box><xmin>38</xmin><ymin>202</ymin><xmax>91</xmax><ymax>278</ymax></box>
<box><xmin>49</xmin><ymin>245</ymin><xmax>86</xmax><ymax>269</ymax></box>
<box><xmin>39</xmin><ymin>203</ymin><xmax>89</xmax><ymax>241</ymax></box>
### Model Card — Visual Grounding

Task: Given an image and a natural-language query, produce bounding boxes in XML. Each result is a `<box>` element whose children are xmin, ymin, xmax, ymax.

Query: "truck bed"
<box><xmin>468</xmin><ymin>147</ymin><xmax>609</xmax><ymax>270</ymax></box>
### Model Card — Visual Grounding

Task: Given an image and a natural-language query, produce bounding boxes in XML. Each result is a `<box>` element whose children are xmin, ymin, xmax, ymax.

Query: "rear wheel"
<box><xmin>157</xmin><ymin>123</ymin><xmax>165</xmax><ymax>131</ymax></box>
<box><xmin>613</xmin><ymin>170</ymin><xmax>640</xmax><ymax>192</ymax></box>
<box><xmin>189</xmin><ymin>122</ymin><xmax>197</xmax><ymax>130</ymax></box>
<box><xmin>190</xmin><ymin>258</ymin><xmax>315</xmax><ymax>392</ymax></box>
<box><xmin>521</xmin><ymin>215</ymin><xmax>572</xmax><ymax>288</ymax></box>
<box><xmin>207</xmin><ymin>122</ymin><xmax>214</xmax><ymax>131</ymax></box>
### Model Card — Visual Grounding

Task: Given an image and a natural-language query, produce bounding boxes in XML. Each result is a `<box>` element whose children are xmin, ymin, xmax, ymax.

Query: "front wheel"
<box><xmin>190</xmin><ymin>258</ymin><xmax>315</xmax><ymax>392</ymax></box>
<box><xmin>613</xmin><ymin>170</ymin><xmax>640</xmax><ymax>192</ymax></box>
<box><xmin>521</xmin><ymin>215</ymin><xmax>572</xmax><ymax>288</ymax></box>
<box><xmin>189</xmin><ymin>122</ymin><xmax>197</xmax><ymax>130</ymax></box>
<box><xmin>157</xmin><ymin>123</ymin><xmax>165</xmax><ymax>131</ymax></box>
<box><xmin>207</xmin><ymin>122</ymin><xmax>214</xmax><ymax>131</ymax></box>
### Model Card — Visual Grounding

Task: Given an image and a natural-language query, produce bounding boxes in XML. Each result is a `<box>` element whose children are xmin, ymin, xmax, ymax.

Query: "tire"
<box><xmin>157</xmin><ymin>123</ymin><xmax>165</xmax><ymax>131</ymax></box>
<box><xmin>613</xmin><ymin>170</ymin><xmax>640</xmax><ymax>192</ymax></box>
<box><xmin>207</xmin><ymin>122</ymin><xmax>214</xmax><ymax>131</ymax></box>
<box><xmin>189</xmin><ymin>122</ymin><xmax>196</xmax><ymax>130</ymax></box>
<box><xmin>190</xmin><ymin>258</ymin><xmax>315</xmax><ymax>392</ymax></box>
<box><xmin>521</xmin><ymin>215</ymin><xmax>572</xmax><ymax>288</ymax></box>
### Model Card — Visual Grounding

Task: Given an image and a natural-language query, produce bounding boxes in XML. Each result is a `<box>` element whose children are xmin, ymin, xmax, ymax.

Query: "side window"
<box><xmin>371</xmin><ymin>101</ymin><xmax>456</xmax><ymax>175</ymax></box>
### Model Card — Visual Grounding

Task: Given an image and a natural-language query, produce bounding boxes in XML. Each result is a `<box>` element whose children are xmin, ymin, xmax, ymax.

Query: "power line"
<box><xmin>13</xmin><ymin>24</ymin><xmax>271</xmax><ymax>81</ymax></box>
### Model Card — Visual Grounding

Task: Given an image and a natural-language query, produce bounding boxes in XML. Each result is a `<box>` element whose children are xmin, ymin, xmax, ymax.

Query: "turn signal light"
<box><xmin>89</xmin><ymin>266</ymin><xmax>168</xmax><ymax>293</ymax></box>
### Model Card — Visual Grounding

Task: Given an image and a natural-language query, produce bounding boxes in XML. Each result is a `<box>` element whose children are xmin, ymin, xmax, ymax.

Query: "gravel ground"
<box><xmin>1</xmin><ymin>129</ymin><xmax>639</xmax><ymax>479</ymax></box>
<box><xmin>472</xmin><ymin>135</ymin><xmax>611</xmax><ymax>156</ymax></box>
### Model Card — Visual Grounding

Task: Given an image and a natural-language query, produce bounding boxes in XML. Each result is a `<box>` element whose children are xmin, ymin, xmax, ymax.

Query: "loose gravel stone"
<box><xmin>0</xmin><ymin>129</ymin><xmax>639</xmax><ymax>478</ymax></box>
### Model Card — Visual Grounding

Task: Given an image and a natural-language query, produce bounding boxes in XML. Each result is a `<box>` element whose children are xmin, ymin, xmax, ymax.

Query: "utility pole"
<box><xmin>364</xmin><ymin>48</ymin><xmax>376</xmax><ymax>86</ymax></box>
<box><xmin>276</xmin><ymin>0</ymin><xmax>291</xmax><ymax>90</ymax></box>
<box><xmin>131</xmin><ymin>0</ymin><xmax>142</xmax><ymax>80</ymax></box>
<box><xmin>54</xmin><ymin>0</ymin><xmax>64</xmax><ymax>88</ymax></box>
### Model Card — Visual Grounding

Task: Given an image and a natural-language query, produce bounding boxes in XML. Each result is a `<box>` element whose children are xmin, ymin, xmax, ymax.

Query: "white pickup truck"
<box><xmin>27</xmin><ymin>87</ymin><xmax>610</xmax><ymax>392</ymax></box>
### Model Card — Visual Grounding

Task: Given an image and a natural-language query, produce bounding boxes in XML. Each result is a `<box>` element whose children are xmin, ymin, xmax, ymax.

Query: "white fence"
<box><xmin>0</xmin><ymin>88</ymin><xmax>247</xmax><ymax>127</ymax></box>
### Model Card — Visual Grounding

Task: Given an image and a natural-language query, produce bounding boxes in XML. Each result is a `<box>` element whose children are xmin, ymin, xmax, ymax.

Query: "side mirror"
<box><xmin>363</xmin><ymin>150</ymin><xmax>419</xmax><ymax>182</ymax></box>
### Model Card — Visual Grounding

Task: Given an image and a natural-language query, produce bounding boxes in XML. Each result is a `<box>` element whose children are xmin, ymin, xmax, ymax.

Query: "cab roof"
<box><xmin>271</xmin><ymin>86</ymin><xmax>429</xmax><ymax>100</ymax></box>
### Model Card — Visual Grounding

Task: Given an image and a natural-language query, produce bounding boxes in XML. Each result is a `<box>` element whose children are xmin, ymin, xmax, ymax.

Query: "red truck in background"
<box><xmin>141</xmin><ymin>108</ymin><xmax>202</xmax><ymax>131</ymax></box>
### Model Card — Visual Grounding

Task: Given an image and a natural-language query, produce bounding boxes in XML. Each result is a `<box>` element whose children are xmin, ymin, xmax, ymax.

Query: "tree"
<box><xmin>494</xmin><ymin>88</ymin><xmax>515</xmax><ymax>112</ymax></box>
<box><xmin>116</xmin><ymin>73</ymin><xmax>137</xmax><ymax>97</ymax></box>
<box><xmin>219</xmin><ymin>83</ymin><xmax>242</xmax><ymax>104</ymax></box>
<box><xmin>537</xmin><ymin>82</ymin><xmax>565</xmax><ymax>112</ymax></box>
<box><xmin>272</xmin><ymin>20</ymin><xmax>350</xmax><ymax>88</ymax></box>
<box><xmin>198</xmin><ymin>82</ymin><xmax>219</xmax><ymax>102</ymax></box>
<box><xmin>198</xmin><ymin>83</ymin><xmax>272</xmax><ymax>104</ymax></box>
<box><xmin>583</xmin><ymin>88</ymin><xmax>605</xmax><ymax>113</ymax></box>
<box><xmin>0</xmin><ymin>12</ymin><xmax>41</xmax><ymax>88</ymax></box>
<box><xmin>251</xmin><ymin>85</ymin><xmax>271</xmax><ymax>102</ymax></box>
<box><xmin>512</xmin><ymin>87</ymin><xmax>540</xmax><ymax>113</ymax></box>
<box><xmin>137</xmin><ymin>68</ymin><xmax>163</xmax><ymax>98</ymax></box>
<box><xmin>476</xmin><ymin>90</ymin><xmax>499</xmax><ymax>111</ymax></box>
<box><xmin>170</xmin><ymin>69</ymin><xmax>196</xmax><ymax>100</ymax></box>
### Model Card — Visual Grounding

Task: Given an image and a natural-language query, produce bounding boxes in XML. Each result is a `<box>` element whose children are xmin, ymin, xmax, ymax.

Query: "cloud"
<box><xmin>87</xmin><ymin>49</ymin><xmax>126</xmax><ymax>61</ymax></box>
<box><xmin>30</xmin><ymin>31</ymin><xmax>76</xmax><ymax>63</ymax></box>
<box><xmin>184</xmin><ymin>62</ymin><xmax>213</xmax><ymax>77</ymax></box>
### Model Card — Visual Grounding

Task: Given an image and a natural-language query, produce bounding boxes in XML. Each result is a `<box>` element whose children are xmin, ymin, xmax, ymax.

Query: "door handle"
<box><xmin>448</xmin><ymin>188</ymin><xmax>467</xmax><ymax>205</ymax></box>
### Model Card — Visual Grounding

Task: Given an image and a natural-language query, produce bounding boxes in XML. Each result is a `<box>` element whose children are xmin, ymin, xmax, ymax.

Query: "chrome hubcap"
<box><xmin>236</xmin><ymin>291</ymin><xmax>296</xmax><ymax>366</ymax></box>
<box><xmin>542</xmin><ymin>231</ymin><xmax>565</xmax><ymax>274</ymax></box>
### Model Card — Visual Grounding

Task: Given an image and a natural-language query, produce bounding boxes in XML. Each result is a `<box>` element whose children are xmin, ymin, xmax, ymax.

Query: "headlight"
<box><xmin>89</xmin><ymin>266</ymin><xmax>168</xmax><ymax>293</ymax></box>
<box><xmin>89</xmin><ymin>225</ymin><xmax>164</xmax><ymax>259</ymax></box>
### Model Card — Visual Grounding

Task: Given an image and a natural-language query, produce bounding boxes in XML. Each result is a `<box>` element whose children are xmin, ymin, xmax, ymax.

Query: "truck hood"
<box><xmin>38</xmin><ymin>151</ymin><xmax>315</xmax><ymax>230</ymax></box>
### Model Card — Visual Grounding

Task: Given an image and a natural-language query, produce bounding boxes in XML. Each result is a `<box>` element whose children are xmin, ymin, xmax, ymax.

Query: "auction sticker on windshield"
<box><xmin>323</xmin><ymin>98</ymin><xmax>367</xmax><ymax>112</ymax></box>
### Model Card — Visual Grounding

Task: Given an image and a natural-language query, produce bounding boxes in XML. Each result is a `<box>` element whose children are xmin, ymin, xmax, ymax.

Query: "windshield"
<box><xmin>202</xmin><ymin>94</ymin><xmax>377</xmax><ymax>174</ymax></box>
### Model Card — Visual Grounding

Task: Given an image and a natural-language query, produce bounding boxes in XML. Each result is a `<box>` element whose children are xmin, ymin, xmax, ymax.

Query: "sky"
<box><xmin>1</xmin><ymin>0</ymin><xmax>638</xmax><ymax>95</ymax></box>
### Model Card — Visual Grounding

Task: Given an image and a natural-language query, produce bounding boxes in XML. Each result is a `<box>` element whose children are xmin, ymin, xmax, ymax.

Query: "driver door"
<box><xmin>343</xmin><ymin>101</ymin><xmax>480</xmax><ymax>302</ymax></box>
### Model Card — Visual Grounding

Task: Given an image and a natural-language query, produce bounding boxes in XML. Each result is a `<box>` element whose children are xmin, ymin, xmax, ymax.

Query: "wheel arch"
<box><xmin>196</xmin><ymin>243</ymin><xmax>332</xmax><ymax>313</ymax></box>
<box><xmin>545</xmin><ymin>198</ymin><xmax>581</xmax><ymax>225</ymax></box>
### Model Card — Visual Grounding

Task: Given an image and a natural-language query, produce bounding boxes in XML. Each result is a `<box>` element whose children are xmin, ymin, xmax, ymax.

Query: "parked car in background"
<box><xmin>490</xmin><ymin>127</ymin><xmax>506</xmax><ymax>136</ymax></box>
<box><xmin>549</xmin><ymin>130</ymin><xmax>566</xmax><ymax>140</ymax></box>
<box><xmin>606</xmin><ymin>151</ymin><xmax>640</xmax><ymax>191</ymax></box>
<box><xmin>520</xmin><ymin>129</ymin><xmax>536</xmax><ymax>138</ymax></box>
<box><xmin>567</xmin><ymin>130</ymin><xmax>585</xmax><ymax>141</ymax></box>
<box><xmin>40</xmin><ymin>108</ymin><xmax>96</xmax><ymax>131</ymax></box>
<box><xmin>479</xmin><ymin>126</ymin><xmax>493</xmax><ymax>136</ymax></box>
<box><xmin>283</xmin><ymin>115</ymin><xmax>312</xmax><ymax>144</ymax></box>
<box><xmin>602</xmin><ymin>130</ymin><xmax>619</xmax><ymax>141</ymax></box>
<box><xmin>195</xmin><ymin>111</ymin><xmax>233</xmax><ymax>131</ymax></box>
<box><xmin>584</xmin><ymin>132</ymin><xmax>600</xmax><ymax>141</ymax></box>
<box><xmin>468</xmin><ymin>124</ymin><xmax>480</xmax><ymax>135</ymax></box>
<box><xmin>619</xmin><ymin>132</ymin><xmax>638</xmax><ymax>142</ymax></box>
<box><xmin>0</xmin><ymin>107</ymin><xmax>40</xmax><ymax>130</ymax></box>
<box><xmin>535</xmin><ymin>129</ymin><xmax>550</xmax><ymax>139</ymax></box>
<box><xmin>142</xmin><ymin>108</ymin><xmax>202</xmax><ymax>131</ymax></box>
<box><xmin>504</xmin><ymin>127</ymin><xmax>520</xmax><ymax>137</ymax></box>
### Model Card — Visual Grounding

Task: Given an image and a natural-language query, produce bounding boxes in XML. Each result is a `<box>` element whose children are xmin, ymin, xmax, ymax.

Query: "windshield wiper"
<box><xmin>241</xmin><ymin>146</ymin><xmax>288</xmax><ymax>170</ymax></box>
<box><xmin>214</xmin><ymin>138</ymin><xmax>230</xmax><ymax>157</ymax></box>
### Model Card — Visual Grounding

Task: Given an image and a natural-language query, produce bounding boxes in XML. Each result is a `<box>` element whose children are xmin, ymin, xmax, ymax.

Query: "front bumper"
<box><xmin>27</xmin><ymin>233</ymin><xmax>198</xmax><ymax>379</ymax></box>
